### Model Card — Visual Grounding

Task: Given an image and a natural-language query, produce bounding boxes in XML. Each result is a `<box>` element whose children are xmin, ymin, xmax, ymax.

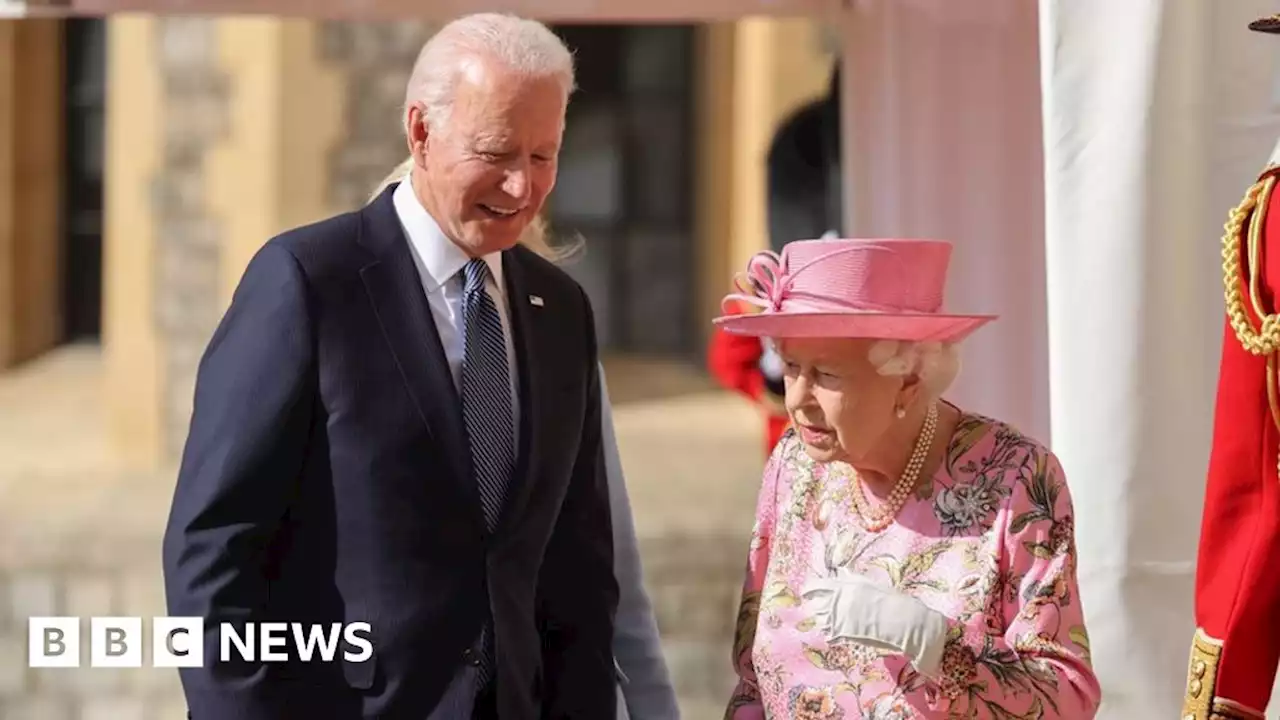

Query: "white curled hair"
<box><xmin>367</xmin><ymin>13</ymin><xmax>580</xmax><ymax>263</ymax></box>
<box><xmin>866</xmin><ymin>340</ymin><xmax>961</xmax><ymax>398</ymax></box>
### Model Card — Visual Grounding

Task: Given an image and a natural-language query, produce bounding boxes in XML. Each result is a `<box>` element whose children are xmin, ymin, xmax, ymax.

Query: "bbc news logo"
<box><xmin>28</xmin><ymin>617</ymin><xmax>373</xmax><ymax>668</ymax></box>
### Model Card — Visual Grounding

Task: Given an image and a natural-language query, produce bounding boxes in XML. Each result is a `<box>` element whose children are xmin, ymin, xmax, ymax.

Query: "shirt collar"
<box><xmin>392</xmin><ymin>173</ymin><xmax>505</xmax><ymax>295</ymax></box>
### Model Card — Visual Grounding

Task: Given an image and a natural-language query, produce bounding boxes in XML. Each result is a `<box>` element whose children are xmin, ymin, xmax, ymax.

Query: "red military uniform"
<box><xmin>1183</xmin><ymin>17</ymin><xmax>1280</xmax><ymax>718</ymax></box>
<box><xmin>707</xmin><ymin>299</ymin><xmax>790</xmax><ymax>455</ymax></box>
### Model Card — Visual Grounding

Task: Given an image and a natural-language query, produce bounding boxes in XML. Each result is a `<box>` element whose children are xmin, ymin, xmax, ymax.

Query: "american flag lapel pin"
<box><xmin>529</xmin><ymin>295</ymin><xmax>544</xmax><ymax>307</ymax></box>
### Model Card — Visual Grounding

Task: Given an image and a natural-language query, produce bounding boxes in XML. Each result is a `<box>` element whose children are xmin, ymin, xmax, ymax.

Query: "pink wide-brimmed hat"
<box><xmin>713</xmin><ymin>238</ymin><xmax>996</xmax><ymax>341</ymax></box>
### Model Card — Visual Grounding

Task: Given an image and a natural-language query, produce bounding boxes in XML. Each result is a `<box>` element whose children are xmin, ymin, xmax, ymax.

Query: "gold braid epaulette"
<box><xmin>1222</xmin><ymin>164</ymin><xmax>1280</xmax><ymax>434</ymax></box>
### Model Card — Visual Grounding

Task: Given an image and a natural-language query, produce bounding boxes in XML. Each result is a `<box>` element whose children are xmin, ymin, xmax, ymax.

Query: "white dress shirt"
<box><xmin>392</xmin><ymin>174</ymin><xmax>519</xmax><ymax>447</ymax></box>
<box><xmin>391</xmin><ymin>175</ymin><xmax>523</xmax><ymax>717</ymax></box>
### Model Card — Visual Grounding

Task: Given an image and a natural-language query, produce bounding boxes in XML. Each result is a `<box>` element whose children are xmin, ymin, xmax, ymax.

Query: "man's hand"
<box><xmin>801</xmin><ymin>568</ymin><xmax>950</xmax><ymax>677</ymax></box>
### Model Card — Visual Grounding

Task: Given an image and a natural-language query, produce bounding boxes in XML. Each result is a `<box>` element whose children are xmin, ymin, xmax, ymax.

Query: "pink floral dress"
<box><xmin>725</xmin><ymin>411</ymin><xmax>1102</xmax><ymax>719</ymax></box>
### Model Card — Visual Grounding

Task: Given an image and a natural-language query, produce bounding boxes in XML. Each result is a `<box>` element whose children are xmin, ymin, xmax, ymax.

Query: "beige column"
<box><xmin>0</xmin><ymin>19</ymin><xmax>63</xmax><ymax>370</ymax></box>
<box><xmin>207</xmin><ymin>18</ymin><xmax>343</xmax><ymax>305</ymax></box>
<box><xmin>103</xmin><ymin>16</ymin><xmax>342</xmax><ymax>469</ymax></box>
<box><xmin>693</xmin><ymin>23</ymin><xmax>737</xmax><ymax>335</ymax></box>
<box><xmin>695</xmin><ymin>19</ymin><xmax>833</xmax><ymax>341</ymax></box>
<box><xmin>103</xmin><ymin>16</ymin><xmax>164</xmax><ymax>467</ymax></box>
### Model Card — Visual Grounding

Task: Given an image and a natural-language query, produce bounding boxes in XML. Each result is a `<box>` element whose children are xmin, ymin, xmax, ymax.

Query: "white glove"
<box><xmin>801</xmin><ymin>568</ymin><xmax>950</xmax><ymax>677</ymax></box>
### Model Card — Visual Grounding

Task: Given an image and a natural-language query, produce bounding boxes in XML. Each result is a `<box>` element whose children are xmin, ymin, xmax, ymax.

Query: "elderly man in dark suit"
<box><xmin>161</xmin><ymin>12</ymin><xmax>618</xmax><ymax>720</ymax></box>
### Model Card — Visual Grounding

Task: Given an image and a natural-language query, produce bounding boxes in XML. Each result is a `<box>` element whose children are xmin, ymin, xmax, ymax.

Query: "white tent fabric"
<box><xmin>837</xmin><ymin>0</ymin><xmax>1050</xmax><ymax>445</ymax></box>
<box><xmin>1039</xmin><ymin>0</ymin><xmax>1280</xmax><ymax>716</ymax></box>
<box><xmin>840</xmin><ymin>0</ymin><xmax>1280</xmax><ymax>716</ymax></box>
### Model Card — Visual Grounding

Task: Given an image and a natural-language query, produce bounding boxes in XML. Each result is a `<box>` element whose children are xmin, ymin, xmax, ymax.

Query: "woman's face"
<box><xmin>776</xmin><ymin>337</ymin><xmax>913</xmax><ymax>465</ymax></box>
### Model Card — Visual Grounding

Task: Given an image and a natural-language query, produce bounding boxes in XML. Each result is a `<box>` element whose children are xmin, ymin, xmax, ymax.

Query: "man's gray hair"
<box><xmin>406</xmin><ymin>13</ymin><xmax>576</xmax><ymax>132</ymax></box>
<box><xmin>368</xmin><ymin>14</ymin><xmax>581</xmax><ymax>263</ymax></box>
<box><xmin>868</xmin><ymin>340</ymin><xmax>961</xmax><ymax>398</ymax></box>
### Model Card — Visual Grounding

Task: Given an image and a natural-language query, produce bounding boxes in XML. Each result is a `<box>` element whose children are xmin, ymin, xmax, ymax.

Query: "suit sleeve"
<box><xmin>1183</xmin><ymin>168</ymin><xmax>1280</xmax><ymax>720</ymax></box>
<box><xmin>161</xmin><ymin>242</ymin><xmax>315</xmax><ymax>720</ymax></box>
<box><xmin>538</xmin><ymin>288</ymin><xmax>620</xmax><ymax>719</ymax></box>
<box><xmin>599</xmin><ymin>364</ymin><xmax>682</xmax><ymax>720</ymax></box>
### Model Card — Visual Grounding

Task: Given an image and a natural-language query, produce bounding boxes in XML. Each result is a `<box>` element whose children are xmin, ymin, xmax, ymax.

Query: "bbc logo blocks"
<box><xmin>29</xmin><ymin>617</ymin><xmax>204</xmax><ymax>668</ymax></box>
<box><xmin>28</xmin><ymin>617</ymin><xmax>371</xmax><ymax>667</ymax></box>
<box><xmin>27</xmin><ymin>617</ymin><xmax>78</xmax><ymax>668</ymax></box>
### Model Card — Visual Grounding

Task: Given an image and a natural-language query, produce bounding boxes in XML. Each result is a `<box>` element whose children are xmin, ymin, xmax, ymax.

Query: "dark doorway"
<box><xmin>61</xmin><ymin>18</ymin><xmax>107</xmax><ymax>342</ymax></box>
<box><xmin>546</xmin><ymin>25</ymin><xmax>697</xmax><ymax>359</ymax></box>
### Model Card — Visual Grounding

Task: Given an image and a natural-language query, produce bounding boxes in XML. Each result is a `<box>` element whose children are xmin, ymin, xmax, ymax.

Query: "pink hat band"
<box><xmin>714</xmin><ymin>238</ymin><xmax>997</xmax><ymax>342</ymax></box>
<box><xmin>723</xmin><ymin>241</ymin><xmax>947</xmax><ymax>317</ymax></box>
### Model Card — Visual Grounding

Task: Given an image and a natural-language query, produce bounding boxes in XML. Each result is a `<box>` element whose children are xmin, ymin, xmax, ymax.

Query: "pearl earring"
<box><xmin>895</xmin><ymin>407</ymin><xmax>907</xmax><ymax>419</ymax></box>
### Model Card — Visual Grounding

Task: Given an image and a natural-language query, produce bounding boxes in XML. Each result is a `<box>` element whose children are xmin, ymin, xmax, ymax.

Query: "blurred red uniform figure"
<box><xmin>707</xmin><ymin>301</ymin><xmax>790</xmax><ymax>454</ymax></box>
<box><xmin>1183</xmin><ymin>14</ymin><xmax>1280</xmax><ymax>719</ymax></box>
<box><xmin>708</xmin><ymin>68</ymin><xmax>840</xmax><ymax>456</ymax></box>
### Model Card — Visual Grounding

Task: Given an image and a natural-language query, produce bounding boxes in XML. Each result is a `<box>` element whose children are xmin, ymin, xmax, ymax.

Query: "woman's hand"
<box><xmin>801</xmin><ymin>568</ymin><xmax>950</xmax><ymax>677</ymax></box>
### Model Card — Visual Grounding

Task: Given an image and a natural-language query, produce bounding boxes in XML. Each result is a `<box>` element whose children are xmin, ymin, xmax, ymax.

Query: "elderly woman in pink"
<box><xmin>715</xmin><ymin>238</ymin><xmax>1101</xmax><ymax>720</ymax></box>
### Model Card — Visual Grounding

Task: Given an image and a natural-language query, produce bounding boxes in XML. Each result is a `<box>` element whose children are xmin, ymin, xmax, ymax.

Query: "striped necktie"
<box><xmin>458</xmin><ymin>257</ymin><xmax>515</xmax><ymax>688</ymax></box>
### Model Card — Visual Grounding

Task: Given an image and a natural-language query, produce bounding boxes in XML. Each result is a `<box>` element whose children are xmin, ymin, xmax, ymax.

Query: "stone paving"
<box><xmin>0</xmin><ymin>345</ymin><xmax>768</xmax><ymax>718</ymax></box>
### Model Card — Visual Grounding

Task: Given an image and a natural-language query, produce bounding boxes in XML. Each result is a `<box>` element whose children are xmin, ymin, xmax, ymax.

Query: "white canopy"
<box><xmin>835</xmin><ymin>0</ymin><xmax>1279</xmax><ymax>716</ymax></box>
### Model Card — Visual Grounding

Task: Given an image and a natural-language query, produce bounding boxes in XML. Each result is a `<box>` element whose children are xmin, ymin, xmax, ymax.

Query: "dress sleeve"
<box><xmin>724</xmin><ymin>433</ymin><xmax>789</xmax><ymax>720</ymax></box>
<box><xmin>926</xmin><ymin>448</ymin><xmax>1103</xmax><ymax>718</ymax></box>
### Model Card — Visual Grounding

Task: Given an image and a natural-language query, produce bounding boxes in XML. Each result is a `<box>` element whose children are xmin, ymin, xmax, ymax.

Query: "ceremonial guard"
<box><xmin>706</xmin><ymin>69</ymin><xmax>841</xmax><ymax>455</ymax></box>
<box><xmin>1183</xmin><ymin>14</ymin><xmax>1280</xmax><ymax>719</ymax></box>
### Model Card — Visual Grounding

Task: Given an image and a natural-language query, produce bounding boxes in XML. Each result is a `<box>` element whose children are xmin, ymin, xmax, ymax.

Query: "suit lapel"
<box><xmin>356</xmin><ymin>185</ymin><xmax>483</xmax><ymax>531</ymax></box>
<box><xmin>494</xmin><ymin>248</ymin><xmax>549</xmax><ymax>534</ymax></box>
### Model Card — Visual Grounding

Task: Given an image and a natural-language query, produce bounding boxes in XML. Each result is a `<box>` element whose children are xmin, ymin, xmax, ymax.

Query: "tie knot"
<box><xmin>462</xmin><ymin>258</ymin><xmax>490</xmax><ymax>296</ymax></box>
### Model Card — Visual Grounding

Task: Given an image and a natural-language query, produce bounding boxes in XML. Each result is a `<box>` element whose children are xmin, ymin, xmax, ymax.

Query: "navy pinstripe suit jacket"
<box><xmin>162</xmin><ymin>186</ymin><xmax>619</xmax><ymax>720</ymax></box>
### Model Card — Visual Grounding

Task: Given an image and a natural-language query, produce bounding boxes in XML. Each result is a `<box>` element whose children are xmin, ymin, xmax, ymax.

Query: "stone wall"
<box><xmin>0</xmin><ymin>479</ymin><xmax>185</xmax><ymax>719</ymax></box>
<box><xmin>643</xmin><ymin>533</ymin><xmax>746</xmax><ymax>710</ymax></box>
<box><xmin>322</xmin><ymin>21</ymin><xmax>438</xmax><ymax>210</ymax></box>
<box><xmin>152</xmin><ymin>18</ymin><xmax>230</xmax><ymax>460</ymax></box>
<box><xmin>0</xmin><ymin>571</ymin><xmax>185</xmax><ymax>720</ymax></box>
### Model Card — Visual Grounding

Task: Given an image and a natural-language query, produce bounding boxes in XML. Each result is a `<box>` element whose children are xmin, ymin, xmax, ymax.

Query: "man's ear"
<box><xmin>406</xmin><ymin>101</ymin><xmax>430</xmax><ymax>163</ymax></box>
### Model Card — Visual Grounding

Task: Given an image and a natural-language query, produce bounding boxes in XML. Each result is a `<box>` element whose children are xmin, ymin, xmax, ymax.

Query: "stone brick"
<box><xmin>149</xmin><ymin>695</ymin><xmax>189</xmax><ymax>720</ymax></box>
<box><xmin>153</xmin><ymin>16</ymin><xmax>230</xmax><ymax>462</ymax></box>
<box><xmin>38</xmin><ymin>667</ymin><xmax>129</xmax><ymax>696</ymax></box>
<box><xmin>3</xmin><ymin>695</ymin><xmax>75</xmax><ymax>720</ymax></box>
<box><xmin>8</xmin><ymin>573</ymin><xmax>59</xmax><ymax>622</ymax></box>
<box><xmin>321</xmin><ymin>21</ymin><xmax>438</xmax><ymax>212</ymax></box>
<box><xmin>77</xmin><ymin>696</ymin><xmax>149</xmax><ymax>720</ymax></box>
<box><xmin>0</xmin><ymin>629</ymin><xmax>27</xmax><ymax>695</ymax></box>
<box><xmin>131</xmin><ymin>666</ymin><xmax>181</xmax><ymax>695</ymax></box>
<box><xmin>664</xmin><ymin>639</ymin><xmax>737</xmax><ymax>705</ymax></box>
<box><xmin>0</xmin><ymin>573</ymin><xmax>9</xmax><ymax>629</ymax></box>
<box><xmin>118</xmin><ymin>573</ymin><xmax>166</xmax><ymax>620</ymax></box>
<box><xmin>643</xmin><ymin>534</ymin><xmax>744</xmax><ymax>642</ymax></box>
<box><xmin>64</xmin><ymin>576</ymin><xmax>115</xmax><ymax>620</ymax></box>
<box><xmin>679</xmin><ymin>698</ymin><xmax>729</xmax><ymax>720</ymax></box>
<box><xmin>156</xmin><ymin>16</ymin><xmax>217</xmax><ymax>69</ymax></box>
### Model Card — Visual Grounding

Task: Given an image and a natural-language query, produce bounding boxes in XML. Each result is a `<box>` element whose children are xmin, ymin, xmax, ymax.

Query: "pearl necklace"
<box><xmin>847</xmin><ymin>402</ymin><xmax>938</xmax><ymax>532</ymax></box>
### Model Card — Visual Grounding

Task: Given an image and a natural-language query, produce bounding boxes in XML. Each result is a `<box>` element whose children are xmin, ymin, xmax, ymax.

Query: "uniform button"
<box><xmin>462</xmin><ymin>648</ymin><xmax>480</xmax><ymax>667</ymax></box>
<box><xmin>1189</xmin><ymin>679</ymin><xmax>1203</xmax><ymax>698</ymax></box>
<box><xmin>1192</xmin><ymin>660</ymin><xmax>1206</xmax><ymax>678</ymax></box>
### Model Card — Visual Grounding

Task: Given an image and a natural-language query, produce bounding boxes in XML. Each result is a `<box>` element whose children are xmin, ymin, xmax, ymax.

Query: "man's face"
<box><xmin>413</xmin><ymin>59</ymin><xmax>566</xmax><ymax>256</ymax></box>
